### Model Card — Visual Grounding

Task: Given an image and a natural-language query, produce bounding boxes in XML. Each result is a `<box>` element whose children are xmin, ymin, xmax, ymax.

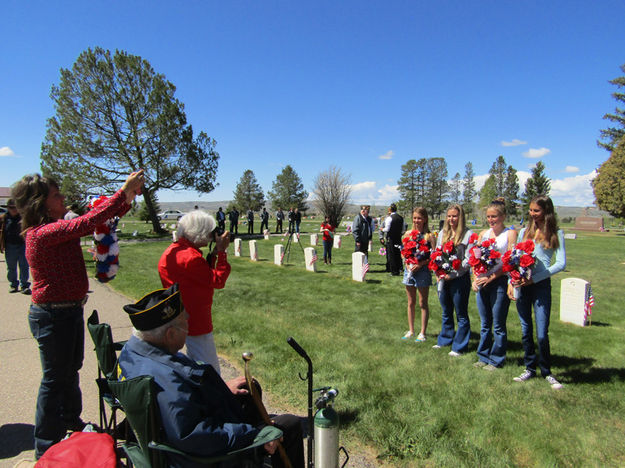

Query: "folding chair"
<box><xmin>86</xmin><ymin>310</ymin><xmax>126</xmax><ymax>437</ymax></box>
<box><xmin>108</xmin><ymin>375</ymin><xmax>282</xmax><ymax>468</ymax></box>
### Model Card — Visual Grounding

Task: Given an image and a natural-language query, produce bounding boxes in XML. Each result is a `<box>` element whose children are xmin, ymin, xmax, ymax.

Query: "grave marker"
<box><xmin>310</xmin><ymin>234</ymin><xmax>318</xmax><ymax>246</ymax></box>
<box><xmin>352</xmin><ymin>252</ymin><xmax>366</xmax><ymax>282</ymax></box>
<box><xmin>333</xmin><ymin>235</ymin><xmax>342</xmax><ymax>248</ymax></box>
<box><xmin>574</xmin><ymin>216</ymin><xmax>603</xmax><ymax>231</ymax></box>
<box><xmin>264</xmin><ymin>229</ymin><xmax>270</xmax><ymax>240</ymax></box>
<box><xmin>249</xmin><ymin>240</ymin><xmax>258</xmax><ymax>261</ymax></box>
<box><xmin>560</xmin><ymin>277</ymin><xmax>590</xmax><ymax>327</ymax></box>
<box><xmin>274</xmin><ymin>244</ymin><xmax>284</xmax><ymax>266</ymax></box>
<box><xmin>234</xmin><ymin>238</ymin><xmax>242</xmax><ymax>257</ymax></box>
<box><xmin>304</xmin><ymin>247</ymin><xmax>318</xmax><ymax>272</ymax></box>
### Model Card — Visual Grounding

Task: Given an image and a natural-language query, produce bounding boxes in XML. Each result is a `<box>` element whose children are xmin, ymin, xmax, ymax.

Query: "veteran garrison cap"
<box><xmin>123</xmin><ymin>283</ymin><xmax>181</xmax><ymax>331</ymax></box>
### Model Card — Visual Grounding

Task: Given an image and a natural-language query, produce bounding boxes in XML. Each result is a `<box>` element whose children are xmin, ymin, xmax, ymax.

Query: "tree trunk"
<box><xmin>143</xmin><ymin>187</ymin><xmax>167</xmax><ymax>234</ymax></box>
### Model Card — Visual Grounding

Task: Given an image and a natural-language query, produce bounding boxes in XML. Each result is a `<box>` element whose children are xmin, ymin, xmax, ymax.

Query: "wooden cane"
<box><xmin>242</xmin><ymin>352</ymin><xmax>293</xmax><ymax>468</ymax></box>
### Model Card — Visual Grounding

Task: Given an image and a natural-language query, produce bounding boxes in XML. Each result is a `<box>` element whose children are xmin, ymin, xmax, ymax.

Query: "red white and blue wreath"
<box><xmin>90</xmin><ymin>196</ymin><xmax>120</xmax><ymax>283</ymax></box>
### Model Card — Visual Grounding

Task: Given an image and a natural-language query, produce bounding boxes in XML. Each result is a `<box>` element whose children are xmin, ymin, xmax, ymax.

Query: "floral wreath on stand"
<box><xmin>90</xmin><ymin>195</ymin><xmax>120</xmax><ymax>283</ymax></box>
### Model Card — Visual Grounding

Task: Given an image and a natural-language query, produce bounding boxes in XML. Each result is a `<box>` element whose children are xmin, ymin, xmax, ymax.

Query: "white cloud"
<box><xmin>378</xmin><ymin>150</ymin><xmax>394</xmax><ymax>160</ymax></box>
<box><xmin>349</xmin><ymin>181</ymin><xmax>398</xmax><ymax>203</ymax></box>
<box><xmin>550</xmin><ymin>171</ymin><xmax>597</xmax><ymax>207</ymax></box>
<box><xmin>501</xmin><ymin>139</ymin><xmax>527</xmax><ymax>147</ymax></box>
<box><xmin>522</xmin><ymin>147</ymin><xmax>551</xmax><ymax>159</ymax></box>
<box><xmin>564</xmin><ymin>166</ymin><xmax>579</xmax><ymax>173</ymax></box>
<box><xmin>0</xmin><ymin>146</ymin><xmax>16</xmax><ymax>157</ymax></box>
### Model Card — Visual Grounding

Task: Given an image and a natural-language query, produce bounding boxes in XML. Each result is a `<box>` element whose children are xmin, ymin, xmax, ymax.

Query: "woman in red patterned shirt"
<box><xmin>11</xmin><ymin>170</ymin><xmax>144</xmax><ymax>459</ymax></box>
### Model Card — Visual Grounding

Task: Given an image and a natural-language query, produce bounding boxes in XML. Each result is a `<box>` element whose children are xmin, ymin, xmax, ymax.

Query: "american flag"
<box><xmin>362</xmin><ymin>262</ymin><xmax>369</xmax><ymax>281</ymax></box>
<box><xmin>584</xmin><ymin>286</ymin><xmax>594</xmax><ymax>322</ymax></box>
<box><xmin>310</xmin><ymin>253</ymin><xmax>318</xmax><ymax>266</ymax></box>
<box><xmin>253</xmin><ymin>251</ymin><xmax>258</xmax><ymax>261</ymax></box>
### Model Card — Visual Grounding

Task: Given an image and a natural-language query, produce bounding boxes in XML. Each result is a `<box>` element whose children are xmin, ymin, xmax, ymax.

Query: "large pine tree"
<box><xmin>592</xmin><ymin>138</ymin><xmax>625</xmax><ymax>218</ymax></box>
<box><xmin>598</xmin><ymin>63</ymin><xmax>625</xmax><ymax>152</ymax></box>
<box><xmin>233</xmin><ymin>170</ymin><xmax>265</xmax><ymax>211</ymax></box>
<box><xmin>267</xmin><ymin>165</ymin><xmax>308</xmax><ymax>211</ymax></box>
<box><xmin>521</xmin><ymin>161</ymin><xmax>551</xmax><ymax>213</ymax></box>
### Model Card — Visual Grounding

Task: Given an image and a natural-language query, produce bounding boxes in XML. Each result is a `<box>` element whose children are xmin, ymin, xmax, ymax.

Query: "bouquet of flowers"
<box><xmin>428</xmin><ymin>237</ymin><xmax>471</xmax><ymax>278</ymax></box>
<box><xmin>90</xmin><ymin>196</ymin><xmax>120</xmax><ymax>283</ymax></box>
<box><xmin>400</xmin><ymin>229</ymin><xmax>431</xmax><ymax>264</ymax></box>
<box><xmin>502</xmin><ymin>240</ymin><xmax>536</xmax><ymax>283</ymax></box>
<box><xmin>468</xmin><ymin>238</ymin><xmax>502</xmax><ymax>276</ymax></box>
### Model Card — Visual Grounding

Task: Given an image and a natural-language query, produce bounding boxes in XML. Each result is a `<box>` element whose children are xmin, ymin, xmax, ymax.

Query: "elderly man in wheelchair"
<box><xmin>116</xmin><ymin>284</ymin><xmax>304</xmax><ymax>468</ymax></box>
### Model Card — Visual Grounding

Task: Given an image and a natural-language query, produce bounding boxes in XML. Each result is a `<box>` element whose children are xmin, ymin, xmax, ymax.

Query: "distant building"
<box><xmin>0</xmin><ymin>187</ymin><xmax>11</xmax><ymax>206</ymax></box>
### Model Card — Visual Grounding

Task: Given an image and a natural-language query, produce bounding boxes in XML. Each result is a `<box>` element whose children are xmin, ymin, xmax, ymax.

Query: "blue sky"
<box><xmin>2</xmin><ymin>1</ymin><xmax>624</xmax><ymax>207</ymax></box>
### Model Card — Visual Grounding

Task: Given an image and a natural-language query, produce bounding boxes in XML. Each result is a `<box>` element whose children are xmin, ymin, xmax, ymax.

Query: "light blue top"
<box><xmin>518</xmin><ymin>228</ymin><xmax>566</xmax><ymax>284</ymax></box>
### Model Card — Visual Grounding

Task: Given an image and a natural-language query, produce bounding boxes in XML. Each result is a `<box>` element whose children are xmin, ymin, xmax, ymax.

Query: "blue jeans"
<box><xmin>476</xmin><ymin>276</ymin><xmax>510</xmax><ymax>367</ymax></box>
<box><xmin>437</xmin><ymin>274</ymin><xmax>471</xmax><ymax>353</ymax></box>
<box><xmin>322</xmin><ymin>240</ymin><xmax>333</xmax><ymax>262</ymax></box>
<box><xmin>5</xmin><ymin>242</ymin><xmax>30</xmax><ymax>289</ymax></box>
<box><xmin>28</xmin><ymin>304</ymin><xmax>85</xmax><ymax>457</ymax></box>
<box><xmin>516</xmin><ymin>279</ymin><xmax>552</xmax><ymax>376</ymax></box>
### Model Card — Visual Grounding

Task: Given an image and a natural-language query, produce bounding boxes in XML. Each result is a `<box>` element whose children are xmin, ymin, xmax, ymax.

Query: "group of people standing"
<box><xmin>399</xmin><ymin>196</ymin><xmax>566</xmax><ymax>389</ymax></box>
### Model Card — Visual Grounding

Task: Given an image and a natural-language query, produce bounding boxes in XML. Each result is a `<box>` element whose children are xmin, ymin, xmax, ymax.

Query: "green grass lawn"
<box><xmin>92</xmin><ymin>226</ymin><xmax>625</xmax><ymax>467</ymax></box>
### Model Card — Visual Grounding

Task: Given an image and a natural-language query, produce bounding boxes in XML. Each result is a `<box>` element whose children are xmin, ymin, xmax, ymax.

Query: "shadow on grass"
<box><xmin>588</xmin><ymin>321</ymin><xmax>610</xmax><ymax>327</ymax></box>
<box><xmin>560</xmin><ymin>366</ymin><xmax>625</xmax><ymax>384</ymax></box>
<box><xmin>365</xmin><ymin>279</ymin><xmax>382</xmax><ymax>284</ymax></box>
<box><xmin>0</xmin><ymin>423</ymin><xmax>34</xmax><ymax>458</ymax></box>
<box><xmin>336</xmin><ymin>409</ymin><xmax>360</xmax><ymax>429</ymax></box>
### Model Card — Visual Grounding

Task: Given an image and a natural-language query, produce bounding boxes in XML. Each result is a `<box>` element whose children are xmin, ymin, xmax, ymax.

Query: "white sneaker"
<box><xmin>545</xmin><ymin>375</ymin><xmax>563</xmax><ymax>389</ymax></box>
<box><xmin>513</xmin><ymin>370</ymin><xmax>536</xmax><ymax>382</ymax></box>
<box><xmin>432</xmin><ymin>344</ymin><xmax>442</xmax><ymax>349</ymax></box>
<box><xmin>448</xmin><ymin>350</ymin><xmax>462</xmax><ymax>357</ymax></box>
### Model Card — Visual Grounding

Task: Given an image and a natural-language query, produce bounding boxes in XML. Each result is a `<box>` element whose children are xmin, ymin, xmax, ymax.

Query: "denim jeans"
<box><xmin>476</xmin><ymin>276</ymin><xmax>510</xmax><ymax>367</ymax></box>
<box><xmin>28</xmin><ymin>304</ymin><xmax>85</xmax><ymax>457</ymax></box>
<box><xmin>437</xmin><ymin>273</ymin><xmax>471</xmax><ymax>353</ymax></box>
<box><xmin>516</xmin><ymin>278</ymin><xmax>552</xmax><ymax>376</ymax></box>
<box><xmin>322</xmin><ymin>240</ymin><xmax>333</xmax><ymax>262</ymax></box>
<box><xmin>5</xmin><ymin>242</ymin><xmax>30</xmax><ymax>289</ymax></box>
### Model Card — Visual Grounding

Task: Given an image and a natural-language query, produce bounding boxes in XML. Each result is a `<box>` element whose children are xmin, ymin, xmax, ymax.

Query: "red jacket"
<box><xmin>158</xmin><ymin>238</ymin><xmax>231</xmax><ymax>335</ymax></box>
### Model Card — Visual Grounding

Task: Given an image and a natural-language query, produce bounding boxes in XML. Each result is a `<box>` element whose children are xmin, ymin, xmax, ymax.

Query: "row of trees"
<box><xmin>396</xmin><ymin>155</ymin><xmax>550</xmax><ymax>220</ymax></box>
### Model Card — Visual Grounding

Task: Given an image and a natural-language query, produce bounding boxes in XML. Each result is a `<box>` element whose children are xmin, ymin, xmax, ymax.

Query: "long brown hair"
<box><xmin>523</xmin><ymin>195</ymin><xmax>560</xmax><ymax>249</ymax></box>
<box><xmin>411</xmin><ymin>207</ymin><xmax>430</xmax><ymax>233</ymax></box>
<box><xmin>11</xmin><ymin>174</ymin><xmax>59</xmax><ymax>232</ymax></box>
<box><xmin>441</xmin><ymin>204</ymin><xmax>467</xmax><ymax>246</ymax></box>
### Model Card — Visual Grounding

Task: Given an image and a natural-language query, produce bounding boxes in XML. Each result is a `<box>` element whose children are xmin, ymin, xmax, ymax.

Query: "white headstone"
<box><xmin>368</xmin><ymin>240</ymin><xmax>372</xmax><ymax>252</ymax></box>
<box><xmin>249</xmin><ymin>240</ymin><xmax>258</xmax><ymax>261</ymax></box>
<box><xmin>352</xmin><ymin>252</ymin><xmax>366</xmax><ymax>282</ymax></box>
<box><xmin>293</xmin><ymin>233</ymin><xmax>299</xmax><ymax>243</ymax></box>
<box><xmin>234</xmin><ymin>238</ymin><xmax>242</xmax><ymax>257</ymax></box>
<box><xmin>274</xmin><ymin>244</ymin><xmax>284</xmax><ymax>266</ymax></box>
<box><xmin>564</xmin><ymin>233</ymin><xmax>577</xmax><ymax>240</ymax></box>
<box><xmin>304</xmin><ymin>247</ymin><xmax>318</xmax><ymax>272</ymax></box>
<box><xmin>333</xmin><ymin>234</ymin><xmax>342</xmax><ymax>248</ymax></box>
<box><xmin>264</xmin><ymin>229</ymin><xmax>270</xmax><ymax>240</ymax></box>
<box><xmin>560</xmin><ymin>277</ymin><xmax>590</xmax><ymax>327</ymax></box>
<box><xmin>172</xmin><ymin>231</ymin><xmax>178</xmax><ymax>242</ymax></box>
<box><xmin>310</xmin><ymin>234</ymin><xmax>318</xmax><ymax>246</ymax></box>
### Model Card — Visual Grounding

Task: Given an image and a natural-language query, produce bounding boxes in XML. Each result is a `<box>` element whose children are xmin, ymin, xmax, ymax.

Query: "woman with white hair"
<box><xmin>158</xmin><ymin>210</ymin><xmax>231</xmax><ymax>374</ymax></box>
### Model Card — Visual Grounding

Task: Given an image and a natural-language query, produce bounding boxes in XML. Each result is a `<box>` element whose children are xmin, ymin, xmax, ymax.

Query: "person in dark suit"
<box><xmin>287</xmin><ymin>208</ymin><xmax>295</xmax><ymax>233</ymax></box>
<box><xmin>352</xmin><ymin>205</ymin><xmax>372</xmax><ymax>256</ymax></box>
<box><xmin>247</xmin><ymin>209</ymin><xmax>254</xmax><ymax>234</ymax></box>
<box><xmin>228</xmin><ymin>207</ymin><xmax>239</xmax><ymax>235</ymax></box>
<box><xmin>383</xmin><ymin>203</ymin><xmax>404</xmax><ymax>276</ymax></box>
<box><xmin>260</xmin><ymin>208</ymin><xmax>269</xmax><ymax>233</ymax></box>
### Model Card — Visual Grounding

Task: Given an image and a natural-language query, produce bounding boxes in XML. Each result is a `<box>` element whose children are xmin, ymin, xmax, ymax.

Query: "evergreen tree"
<box><xmin>449</xmin><ymin>172</ymin><xmax>462</xmax><ymax>204</ymax></box>
<box><xmin>521</xmin><ymin>161</ymin><xmax>551</xmax><ymax>213</ymax></box>
<box><xmin>462</xmin><ymin>162</ymin><xmax>476</xmax><ymax>215</ymax></box>
<box><xmin>397</xmin><ymin>158</ymin><xmax>427</xmax><ymax>215</ymax></box>
<box><xmin>425</xmin><ymin>157</ymin><xmax>449</xmax><ymax>216</ymax></box>
<box><xmin>233</xmin><ymin>170</ymin><xmax>265</xmax><ymax>211</ymax></box>
<box><xmin>592</xmin><ymin>138</ymin><xmax>625</xmax><ymax>218</ymax></box>
<box><xmin>267</xmin><ymin>165</ymin><xmax>308</xmax><ymax>211</ymax></box>
<box><xmin>503</xmin><ymin>165</ymin><xmax>520</xmax><ymax>217</ymax></box>
<box><xmin>139</xmin><ymin>191</ymin><xmax>160</xmax><ymax>223</ymax></box>
<box><xmin>489</xmin><ymin>155</ymin><xmax>508</xmax><ymax>197</ymax></box>
<box><xmin>40</xmin><ymin>47</ymin><xmax>219</xmax><ymax>234</ymax></box>
<box><xmin>478</xmin><ymin>175</ymin><xmax>497</xmax><ymax>210</ymax></box>
<box><xmin>598</xmin><ymin>63</ymin><xmax>625</xmax><ymax>152</ymax></box>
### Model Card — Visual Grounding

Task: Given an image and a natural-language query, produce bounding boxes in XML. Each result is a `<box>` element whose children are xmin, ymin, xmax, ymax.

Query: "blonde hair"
<box><xmin>486</xmin><ymin>197</ymin><xmax>506</xmax><ymax>218</ymax></box>
<box><xmin>441</xmin><ymin>204</ymin><xmax>467</xmax><ymax>246</ymax></box>
<box><xmin>411</xmin><ymin>207</ymin><xmax>430</xmax><ymax>233</ymax></box>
